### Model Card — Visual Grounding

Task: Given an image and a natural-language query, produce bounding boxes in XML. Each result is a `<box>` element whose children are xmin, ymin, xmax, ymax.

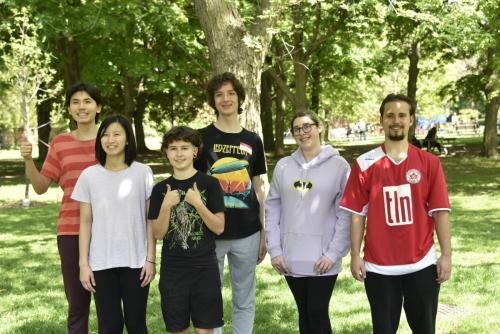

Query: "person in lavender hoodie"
<box><xmin>265</xmin><ymin>110</ymin><xmax>351</xmax><ymax>334</ymax></box>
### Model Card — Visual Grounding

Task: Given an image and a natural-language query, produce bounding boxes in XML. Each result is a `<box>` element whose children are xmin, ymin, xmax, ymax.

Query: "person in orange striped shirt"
<box><xmin>20</xmin><ymin>83</ymin><xmax>102</xmax><ymax>334</ymax></box>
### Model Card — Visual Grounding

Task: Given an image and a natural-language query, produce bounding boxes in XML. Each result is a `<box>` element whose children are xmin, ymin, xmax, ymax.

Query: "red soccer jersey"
<box><xmin>41</xmin><ymin>133</ymin><xmax>97</xmax><ymax>235</ymax></box>
<box><xmin>340</xmin><ymin>144</ymin><xmax>450</xmax><ymax>266</ymax></box>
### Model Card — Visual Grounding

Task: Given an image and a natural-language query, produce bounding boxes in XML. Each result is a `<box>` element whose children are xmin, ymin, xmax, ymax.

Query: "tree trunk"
<box><xmin>310</xmin><ymin>59</ymin><xmax>321</xmax><ymax>113</ymax></box>
<box><xmin>134</xmin><ymin>91</ymin><xmax>151</xmax><ymax>154</ymax></box>
<box><xmin>292</xmin><ymin>5</ymin><xmax>308</xmax><ymax>111</ymax></box>
<box><xmin>481</xmin><ymin>95</ymin><xmax>499</xmax><ymax>157</ymax></box>
<box><xmin>57</xmin><ymin>36</ymin><xmax>80</xmax><ymax>86</ymax></box>
<box><xmin>122</xmin><ymin>70</ymin><xmax>135</xmax><ymax>122</ymax></box>
<box><xmin>36</xmin><ymin>97</ymin><xmax>52</xmax><ymax>162</ymax></box>
<box><xmin>274</xmin><ymin>81</ymin><xmax>286</xmax><ymax>157</ymax></box>
<box><xmin>260</xmin><ymin>69</ymin><xmax>275</xmax><ymax>151</ymax></box>
<box><xmin>407</xmin><ymin>40</ymin><xmax>420</xmax><ymax>141</ymax></box>
<box><xmin>193</xmin><ymin>0</ymin><xmax>278</xmax><ymax>138</ymax></box>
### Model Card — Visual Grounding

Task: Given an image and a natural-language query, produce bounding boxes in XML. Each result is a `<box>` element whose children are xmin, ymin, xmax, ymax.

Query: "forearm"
<box><xmin>152</xmin><ymin>205</ymin><xmax>172</xmax><ymax>240</ymax></box>
<box><xmin>434</xmin><ymin>211</ymin><xmax>452</xmax><ymax>256</ymax></box>
<box><xmin>146</xmin><ymin>221</ymin><xmax>156</xmax><ymax>262</ymax></box>
<box><xmin>193</xmin><ymin>203</ymin><xmax>224</xmax><ymax>235</ymax></box>
<box><xmin>78</xmin><ymin>207</ymin><xmax>92</xmax><ymax>266</ymax></box>
<box><xmin>24</xmin><ymin>158</ymin><xmax>51</xmax><ymax>194</ymax></box>
<box><xmin>253</xmin><ymin>175</ymin><xmax>266</xmax><ymax>230</ymax></box>
<box><xmin>351</xmin><ymin>214</ymin><xmax>366</xmax><ymax>257</ymax></box>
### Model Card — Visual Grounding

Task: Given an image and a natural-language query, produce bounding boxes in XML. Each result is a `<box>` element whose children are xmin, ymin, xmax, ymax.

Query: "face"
<box><xmin>292</xmin><ymin>116</ymin><xmax>322</xmax><ymax>151</ymax></box>
<box><xmin>165</xmin><ymin>140</ymin><xmax>198</xmax><ymax>172</ymax></box>
<box><xmin>214</xmin><ymin>82</ymin><xmax>239</xmax><ymax>117</ymax></box>
<box><xmin>381</xmin><ymin>101</ymin><xmax>414</xmax><ymax>141</ymax></box>
<box><xmin>100</xmin><ymin>122</ymin><xmax>127</xmax><ymax>159</ymax></box>
<box><xmin>68</xmin><ymin>91</ymin><xmax>101</xmax><ymax>125</ymax></box>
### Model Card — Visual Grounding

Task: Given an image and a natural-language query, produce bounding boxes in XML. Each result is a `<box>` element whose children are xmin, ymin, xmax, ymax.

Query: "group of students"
<box><xmin>20</xmin><ymin>72</ymin><xmax>452</xmax><ymax>334</ymax></box>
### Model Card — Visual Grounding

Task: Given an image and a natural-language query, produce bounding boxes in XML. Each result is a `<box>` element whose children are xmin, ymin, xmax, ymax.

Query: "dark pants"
<box><xmin>58</xmin><ymin>235</ymin><xmax>92</xmax><ymax>334</ymax></box>
<box><xmin>364</xmin><ymin>265</ymin><xmax>440</xmax><ymax>334</ymax></box>
<box><xmin>285</xmin><ymin>275</ymin><xmax>338</xmax><ymax>334</ymax></box>
<box><xmin>93</xmin><ymin>267</ymin><xmax>149</xmax><ymax>334</ymax></box>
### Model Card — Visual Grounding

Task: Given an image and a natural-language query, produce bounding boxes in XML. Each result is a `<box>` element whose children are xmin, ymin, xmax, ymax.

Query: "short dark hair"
<box><xmin>379</xmin><ymin>93</ymin><xmax>416</xmax><ymax>117</ymax></box>
<box><xmin>206</xmin><ymin>72</ymin><xmax>246</xmax><ymax>116</ymax></box>
<box><xmin>161</xmin><ymin>126</ymin><xmax>203</xmax><ymax>155</ymax></box>
<box><xmin>95</xmin><ymin>115</ymin><xmax>137</xmax><ymax>166</ymax></box>
<box><xmin>290</xmin><ymin>110</ymin><xmax>321</xmax><ymax>131</ymax></box>
<box><xmin>65</xmin><ymin>83</ymin><xmax>103</xmax><ymax>123</ymax></box>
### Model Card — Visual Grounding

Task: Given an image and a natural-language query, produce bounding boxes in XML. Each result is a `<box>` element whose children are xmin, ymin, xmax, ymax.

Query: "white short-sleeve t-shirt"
<box><xmin>72</xmin><ymin>161</ymin><xmax>154</xmax><ymax>271</ymax></box>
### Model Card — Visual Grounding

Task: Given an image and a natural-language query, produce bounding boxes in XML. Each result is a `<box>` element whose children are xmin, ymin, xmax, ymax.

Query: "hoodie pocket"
<box><xmin>282</xmin><ymin>232</ymin><xmax>322</xmax><ymax>275</ymax></box>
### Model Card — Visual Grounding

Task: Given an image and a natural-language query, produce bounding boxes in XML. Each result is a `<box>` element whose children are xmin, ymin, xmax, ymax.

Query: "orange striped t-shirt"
<box><xmin>41</xmin><ymin>132</ymin><xmax>97</xmax><ymax>235</ymax></box>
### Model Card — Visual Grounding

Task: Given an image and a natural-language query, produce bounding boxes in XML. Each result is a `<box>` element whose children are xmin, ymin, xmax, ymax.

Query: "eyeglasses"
<box><xmin>292</xmin><ymin>123</ymin><xmax>316</xmax><ymax>135</ymax></box>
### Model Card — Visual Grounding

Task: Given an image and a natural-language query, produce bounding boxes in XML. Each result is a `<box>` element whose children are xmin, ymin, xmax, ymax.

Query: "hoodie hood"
<box><xmin>291</xmin><ymin>145</ymin><xmax>340</xmax><ymax>169</ymax></box>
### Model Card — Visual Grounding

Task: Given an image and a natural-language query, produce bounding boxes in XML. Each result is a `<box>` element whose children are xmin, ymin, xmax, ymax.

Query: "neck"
<box><xmin>73</xmin><ymin>122</ymin><xmax>98</xmax><ymax>141</ymax></box>
<box><xmin>173</xmin><ymin>166</ymin><xmax>197</xmax><ymax>180</ymax></box>
<box><xmin>384</xmin><ymin>138</ymin><xmax>409</xmax><ymax>162</ymax></box>
<box><xmin>301</xmin><ymin>145</ymin><xmax>322</xmax><ymax>162</ymax></box>
<box><xmin>104</xmin><ymin>155</ymin><xmax>128</xmax><ymax>171</ymax></box>
<box><xmin>214</xmin><ymin>114</ymin><xmax>242</xmax><ymax>133</ymax></box>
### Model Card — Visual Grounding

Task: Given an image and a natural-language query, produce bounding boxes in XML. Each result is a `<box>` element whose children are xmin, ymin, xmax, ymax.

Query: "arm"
<box><xmin>253</xmin><ymin>174</ymin><xmax>267</xmax><ymax>264</ymax></box>
<box><xmin>78</xmin><ymin>202</ymin><xmax>96</xmax><ymax>293</ymax></box>
<box><xmin>20</xmin><ymin>134</ymin><xmax>52</xmax><ymax>194</ymax></box>
<box><xmin>141</xmin><ymin>200</ymin><xmax>156</xmax><ymax>287</ymax></box>
<box><xmin>185</xmin><ymin>183</ymin><xmax>225</xmax><ymax>235</ymax></box>
<box><xmin>433</xmin><ymin>210</ymin><xmax>452</xmax><ymax>283</ymax></box>
<box><xmin>150</xmin><ymin>185</ymin><xmax>180</xmax><ymax>240</ymax></box>
<box><xmin>350</xmin><ymin>213</ymin><xmax>366</xmax><ymax>282</ymax></box>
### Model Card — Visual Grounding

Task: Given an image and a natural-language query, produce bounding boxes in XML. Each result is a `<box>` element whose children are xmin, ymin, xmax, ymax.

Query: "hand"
<box><xmin>436</xmin><ymin>254</ymin><xmax>451</xmax><ymax>284</ymax></box>
<box><xmin>314</xmin><ymin>255</ymin><xmax>334</xmax><ymax>275</ymax></box>
<box><xmin>350</xmin><ymin>255</ymin><xmax>366</xmax><ymax>282</ymax></box>
<box><xmin>140</xmin><ymin>261</ymin><xmax>156</xmax><ymax>287</ymax></box>
<box><xmin>163</xmin><ymin>184</ymin><xmax>180</xmax><ymax>208</ymax></box>
<box><xmin>20</xmin><ymin>133</ymin><xmax>33</xmax><ymax>160</ymax></box>
<box><xmin>185</xmin><ymin>182</ymin><xmax>202</xmax><ymax>208</ymax></box>
<box><xmin>271</xmin><ymin>255</ymin><xmax>289</xmax><ymax>275</ymax></box>
<box><xmin>257</xmin><ymin>231</ymin><xmax>267</xmax><ymax>265</ymax></box>
<box><xmin>80</xmin><ymin>265</ymin><xmax>96</xmax><ymax>293</ymax></box>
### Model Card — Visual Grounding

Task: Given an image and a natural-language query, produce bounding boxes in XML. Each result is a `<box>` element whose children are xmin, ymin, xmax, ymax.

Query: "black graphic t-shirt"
<box><xmin>195</xmin><ymin>124</ymin><xmax>267</xmax><ymax>239</ymax></box>
<box><xmin>148</xmin><ymin>172</ymin><xmax>225</xmax><ymax>268</ymax></box>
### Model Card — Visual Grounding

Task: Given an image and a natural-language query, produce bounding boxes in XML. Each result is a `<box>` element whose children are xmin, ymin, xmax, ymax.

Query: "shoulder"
<box><xmin>198</xmin><ymin>124</ymin><xmax>213</xmax><ymax>135</ymax></box>
<box><xmin>80</xmin><ymin>164</ymin><xmax>101</xmax><ymax>178</ymax></box>
<box><xmin>50</xmin><ymin>132</ymin><xmax>73</xmax><ymax>146</ymax></box>
<box><xmin>275</xmin><ymin>156</ymin><xmax>293</xmax><ymax>170</ymax></box>
<box><xmin>241</xmin><ymin>128</ymin><xmax>262</xmax><ymax>141</ymax></box>
<box><xmin>355</xmin><ymin>146</ymin><xmax>385</xmax><ymax>172</ymax></box>
<box><xmin>409</xmin><ymin>145</ymin><xmax>441</xmax><ymax>167</ymax></box>
<box><xmin>131</xmin><ymin>161</ymin><xmax>153</xmax><ymax>173</ymax></box>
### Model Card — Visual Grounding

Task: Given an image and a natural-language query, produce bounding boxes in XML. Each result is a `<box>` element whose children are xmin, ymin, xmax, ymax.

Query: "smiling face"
<box><xmin>381</xmin><ymin>100</ymin><xmax>414</xmax><ymax>142</ymax></box>
<box><xmin>68</xmin><ymin>91</ymin><xmax>101</xmax><ymax>125</ymax></box>
<box><xmin>214</xmin><ymin>82</ymin><xmax>239</xmax><ymax>117</ymax></box>
<box><xmin>100</xmin><ymin>122</ymin><xmax>127</xmax><ymax>160</ymax></box>
<box><xmin>292</xmin><ymin>116</ymin><xmax>322</xmax><ymax>152</ymax></box>
<box><xmin>166</xmin><ymin>140</ymin><xmax>198</xmax><ymax>172</ymax></box>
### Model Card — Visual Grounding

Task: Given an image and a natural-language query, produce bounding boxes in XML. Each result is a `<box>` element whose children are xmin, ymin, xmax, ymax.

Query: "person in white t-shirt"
<box><xmin>72</xmin><ymin>115</ymin><xmax>155</xmax><ymax>334</ymax></box>
<box><xmin>341</xmin><ymin>94</ymin><xmax>452</xmax><ymax>334</ymax></box>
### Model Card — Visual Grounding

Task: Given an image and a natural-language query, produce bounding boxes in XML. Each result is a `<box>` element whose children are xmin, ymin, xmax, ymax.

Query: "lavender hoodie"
<box><xmin>265</xmin><ymin>145</ymin><xmax>351</xmax><ymax>277</ymax></box>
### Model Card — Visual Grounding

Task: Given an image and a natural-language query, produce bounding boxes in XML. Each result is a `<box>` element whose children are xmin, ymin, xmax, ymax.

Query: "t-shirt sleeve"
<box><xmin>206</xmin><ymin>177</ymin><xmax>225</xmax><ymax>214</ymax></box>
<box><xmin>148</xmin><ymin>182</ymin><xmax>164</xmax><ymax>220</ymax></box>
<box><xmin>40</xmin><ymin>139</ymin><xmax>61</xmax><ymax>182</ymax></box>
<box><xmin>340</xmin><ymin>162</ymin><xmax>369</xmax><ymax>215</ymax></box>
<box><xmin>427</xmin><ymin>159</ymin><xmax>451</xmax><ymax>215</ymax></box>
<box><xmin>145</xmin><ymin>166</ymin><xmax>154</xmax><ymax>200</ymax></box>
<box><xmin>71</xmin><ymin>169</ymin><xmax>90</xmax><ymax>203</ymax></box>
<box><xmin>194</xmin><ymin>128</ymin><xmax>209</xmax><ymax>173</ymax></box>
<box><xmin>253</xmin><ymin>134</ymin><xmax>267</xmax><ymax>176</ymax></box>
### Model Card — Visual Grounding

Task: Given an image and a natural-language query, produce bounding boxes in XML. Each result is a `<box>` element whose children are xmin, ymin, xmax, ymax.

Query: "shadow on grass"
<box><xmin>11</xmin><ymin>320</ymin><xmax>66</xmax><ymax>334</ymax></box>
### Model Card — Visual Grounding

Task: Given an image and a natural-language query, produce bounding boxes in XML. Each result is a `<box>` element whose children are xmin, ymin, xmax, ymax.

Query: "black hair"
<box><xmin>65</xmin><ymin>83</ymin><xmax>103</xmax><ymax>123</ymax></box>
<box><xmin>161</xmin><ymin>126</ymin><xmax>203</xmax><ymax>155</ymax></box>
<box><xmin>206</xmin><ymin>72</ymin><xmax>246</xmax><ymax>116</ymax></box>
<box><xmin>290</xmin><ymin>110</ymin><xmax>321</xmax><ymax>131</ymax></box>
<box><xmin>379</xmin><ymin>93</ymin><xmax>416</xmax><ymax>118</ymax></box>
<box><xmin>95</xmin><ymin>115</ymin><xmax>137</xmax><ymax>166</ymax></box>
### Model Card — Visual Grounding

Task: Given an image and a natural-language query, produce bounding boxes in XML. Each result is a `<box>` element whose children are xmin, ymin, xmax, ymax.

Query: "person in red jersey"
<box><xmin>20</xmin><ymin>83</ymin><xmax>102</xmax><ymax>334</ymax></box>
<box><xmin>340</xmin><ymin>94</ymin><xmax>452</xmax><ymax>334</ymax></box>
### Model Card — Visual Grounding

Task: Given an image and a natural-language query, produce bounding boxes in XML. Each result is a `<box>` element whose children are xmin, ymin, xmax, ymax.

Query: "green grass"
<box><xmin>1</xmin><ymin>137</ymin><xmax>499</xmax><ymax>333</ymax></box>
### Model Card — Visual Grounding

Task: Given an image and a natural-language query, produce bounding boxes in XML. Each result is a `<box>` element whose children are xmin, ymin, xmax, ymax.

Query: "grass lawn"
<box><xmin>0</xmin><ymin>137</ymin><xmax>499</xmax><ymax>333</ymax></box>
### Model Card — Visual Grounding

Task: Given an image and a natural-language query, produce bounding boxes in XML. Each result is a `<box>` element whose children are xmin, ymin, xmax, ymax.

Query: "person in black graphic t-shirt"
<box><xmin>149</xmin><ymin>126</ymin><xmax>225</xmax><ymax>334</ymax></box>
<box><xmin>195</xmin><ymin>72</ymin><xmax>267</xmax><ymax>334</ymax></box>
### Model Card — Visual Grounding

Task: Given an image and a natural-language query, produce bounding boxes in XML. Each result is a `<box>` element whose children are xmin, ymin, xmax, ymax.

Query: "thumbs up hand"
<box><xmin>163</xmin><ymin>184</ymin><xmax>180</xmax><ymax>208</ymax></box>
<box><xmin>185</xmin><ymin>182</ymin><xmax>202</xmax><ymax>208</ymax></box>
<box><xmin>20</xmin><ymin>133</ymin><xmax>33</xmax><ymax>160</ymax></box>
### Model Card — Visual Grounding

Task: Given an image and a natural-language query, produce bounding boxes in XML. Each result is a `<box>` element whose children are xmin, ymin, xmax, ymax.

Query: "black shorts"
<box><xmin>159</xmin><ymin>265</ymin><xmax>223</xmax><ymax>332</ymax></box>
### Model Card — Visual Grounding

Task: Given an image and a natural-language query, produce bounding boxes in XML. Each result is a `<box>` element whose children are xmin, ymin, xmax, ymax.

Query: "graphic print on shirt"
<box><xmin>293</xmin><ymin>179</ymin><xmax>313</xmax><ymax>193</ymax></box>
<box><xmin>168</xmin><ymin>189</ymin><xmax>206</xmax><ymax>250</ymax></box>
<box><xmin>208</xmin><ymin>156</ymin><xmax>252</xmax><ymax>209</ymax></box>
<box><xmin>383</xmin><ymin>184</ymin><xmax>413</xmax><ymax>226</ymax></box>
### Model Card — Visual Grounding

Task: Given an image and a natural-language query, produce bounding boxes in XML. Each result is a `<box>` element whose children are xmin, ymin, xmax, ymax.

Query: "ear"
<box><xmin>317</xmin><ymin>123</ymin><xmax>324</xmax><ymax>133</ymax></box>
<box><xmin>410</xmin><ymin>114</ymin><xmax>415</xmax><ymax>126</ymax></box>
<box><xmin>96</xmin><ymin>105</ymin><xmax>102</xmax><ymax>114</ymax></box>
<box><xmin>193</xmin><ymin>147</ymin><xmax>198</xmax><ymax>157</ymax></box>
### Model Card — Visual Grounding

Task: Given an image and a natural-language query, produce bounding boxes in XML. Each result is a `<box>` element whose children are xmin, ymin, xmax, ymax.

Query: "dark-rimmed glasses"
<box><xmin>292</xmin><ymin>123</ymin><xmax>316</xmax><ymax>135</ymax></box>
